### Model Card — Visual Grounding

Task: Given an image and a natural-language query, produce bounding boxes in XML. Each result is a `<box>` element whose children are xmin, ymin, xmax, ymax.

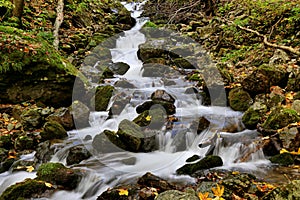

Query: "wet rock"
<box><xmin>40</xmin><ymin>121</ymin><xmax>68</xmax><ymax>141</ymax></box>
<box><xmin>242</xmin><ymin>102</ymin><xmax>267</xmax><ymax>129</ymax></box>
<box><xmin>66</xmin><ymin>145</ymin><xmax>92</xmax><ymax>165</ymax></box>
<box><xmin>144</xmin><ymin>57</ymin><xmax>168</xmax><ymax>65</ymax></box>
<box><xmin>142</xmin><ymin>63</ymin><xmax>173</xmax><ymax>77</ymax></box>
<box><xmin>269</xmin><ymin>153</ymin><xmax>294</xmax><ymax>166</ymax></box>
<box><xmin>151</xmin><ymin>89</ymin><xmax>175</xmax><ymax>103</ymax></box>
<box><xmin>138</xmin><ymin>44</ymin><xmax>166</xmax><ymax>62</ymax></box>
<box><xmin>37</xmin><ymin>162</ymin><xmax>82</xmax><ymax>190</ymax></box>
<box><xmin>262</xmin><ymin>180</ymin><xmax>300</xmax><ymax>200</ymax></box>
<box><xmin>176</xmin><ymin>155</ymin><xmax>223</xmax><ymax>175</ymax></box>
<box><xmin>70</xmin><ymin>100</ymin><xmax>90</xmax><ymax>129</ymax></box>
<box><xmin>228</xmin><ymin>88</ymin><xmax>253</xmax><ymax>111</ymax></box>
<box><xmin>170</xmin><ymin>129</ymin><xmax>191</xmax><ymax>152</ymax></box>
<box><xmin>34</xmin><ymin>141</ymin><xmax>55</xmax><ymax>164</ymax></box>
<box><xmin>269</xmin><ymin>49</ymin><xmax>290</xmax><ymax>66</ymax></box>
<box><xmin>0</xmin><ymin>157</ymin><xmax>15</xmax><ymax>173</ymax></box>
<box><xmin>97</xmin><ymin>185</ymin><xmax>140</xmax><ymax>200</ymax></box>
<box><xmin>137</xmin><ymin>172</ymin><xmax>175</xmax><ymax>192</ymax></box>
<box><xmin>261</xmin><ymin>107</ymin><xmax>300</xmax><ymax>133</ymax></box>
<box><xmin>155</xmin><ymin>190</ymin><xmax>199</xmax><ymax>200</ymax></box>
<box><xmin>133</xmin><ymin>106</ymin><xmax>166</xmax><ymax>129</ymax></box>
<box><xmin>92</xmin><ymin>130</ymin><xmax>126</xmax><ymax>153</ymax></box>
<box><xmin>191</xmin><ymin>117</ymin><xmax>210</xmax><ymax>133</ymax></box>
<box><xmin>136</xmin><ymin>100</ymin><xmax>176</xmax><ymax>115</ymax></box>
<box><xmin>242</xmin><ymin>64</ymin><xmax>287</xmax><ymax>94</ymax></box>
<box><xmin>109</xmin><ymin>62</ymin><xmax>130</xmax><ymax>75</ymax></box>
<box><xmin>46</xmin><ymin>107</ymin><xmax>74</xmax><ymax>130</ymax></box>
<box><xmin>114</xmin><ymin>80</ymin><xmax>136</xmax><ymax>88</ymax></box>
<box><xmin>108</xmin><ymin>93</ymin><xmax>131</xmax><ymax>116</ymax></box>
<box><xmin>172</xmin><ymin>57</ymin><xmax>195</xmax><ymax>69</ymax></box>
<box><xmin>93</xmin><ymin>85</ymin><xmax>114</xmax><ymax>111</ymax></box>
<box><xmin>0</xmin><ymin>178</ymin><xmax>53</xmax><ymax>200</ymax></box>
<box><xmin>117</xmin><ymin>119</ymin><xmax>144</xmax><ymax>152</ymax></box>
<box><xmin>20</xmin><ymin>109</ymin><xmax>42</xmax><ymax>130</ymax></box>
<box><xmin>186</xmin><ymin>155</ymin><xmax>200</xmax><ymax>162</ymax></box>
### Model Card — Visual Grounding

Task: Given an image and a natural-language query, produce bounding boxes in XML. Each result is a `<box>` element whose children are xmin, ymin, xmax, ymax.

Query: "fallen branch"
<box><xmin>232</xmin><ymin>22</ymin><xmax>300</xmax><ymax>56</ymax></box>
<box><xmin>167</xmin><ymin>0</ymin><xmax>202</xmax><ymax>25</ymax></box>
<box><xmin>53</xmin><ymin>0</ymin><xmax>64</xmax><ymax>50</ymax></box>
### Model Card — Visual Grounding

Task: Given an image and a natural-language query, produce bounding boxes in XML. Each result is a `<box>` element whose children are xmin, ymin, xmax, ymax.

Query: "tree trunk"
<box><xmin>11</xmin><ymin>0</ymin><xmax>24</xmax><ymax>19</ymax></box>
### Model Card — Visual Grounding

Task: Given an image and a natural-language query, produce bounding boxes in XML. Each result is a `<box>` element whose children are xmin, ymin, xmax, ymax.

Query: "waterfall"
<box><xmin>0</xmin><ymin>2</ymin><xmax>271</xmax><ymax>199</ymax></box>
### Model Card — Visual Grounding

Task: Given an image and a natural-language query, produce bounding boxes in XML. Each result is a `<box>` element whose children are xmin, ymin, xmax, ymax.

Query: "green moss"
<box><xmin>269</xmin><ymin>153</ymin><xmax>294</xmax><ymax>166</ymax></box>
<box><xmin>37</xmin><ymin>162</ymin><xmax>66</xmax><ymax>179</ymax></box>
<box><xmin>0</xmin><ymin>179</ymin><xmax>49</xmax><ymax>200</ymax></box>
<box><xmin>143</xmin><ymin>21</ymin><xmax>157</xmax><ymax>28</ymax></box>
<box><xmin>40</xmin><ymin>121</ymin><xmax>67</xmax><ymax>141</ymax></box>
<box><xmin>228</xmin><ymin>88</ymin><xmax>253</xmax><ymax>111</ymax></box>
<box><xmin>93</xmin><ymin>85</ymin><xmax>114</xmax><ymax>111</ymax></box>
<box><xmin>262</xmin><ymin>107</ymin><xmax>300</xmax><ymax>130</ymax></box>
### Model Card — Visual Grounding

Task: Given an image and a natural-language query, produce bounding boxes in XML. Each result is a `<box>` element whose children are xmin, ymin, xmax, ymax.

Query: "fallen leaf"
<box><xmin>45</xmin><ymin>182</ymin><xmax>53</xmax><ymax>188</ymax></box>
<box><xmin>26</xmin><ymin>166</ymin><xmax>35</xmax><ymax>172</ymax></box>
<box><xmin>118</xmin><ymin>188</ymin><xmax>129</xmax><ymax>196</ymax></box>
<box><xmin>198</xmin><ymin>192</ymin><xmax>212</xmax><ymax>200</ymax></box>
<box><xmin>212</xmin><ymin>184</ymin><xmax>224</xmax><ymax>197</ymax></box>
<box><xmin>145</xmin><ymin>115</ymin><xmax>152</xmax><ymax>121</ymax></box>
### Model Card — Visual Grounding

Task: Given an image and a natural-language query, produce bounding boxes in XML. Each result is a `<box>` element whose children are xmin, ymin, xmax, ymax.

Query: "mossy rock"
<box><xmin>37</xmin><ymin>162</ymin><xmax>81</xmax><ymax>189</ymax></box>
<box><xmin>93</xmin><ymin>85</ymin><xmax>114</xmax><ymax>111</ymax></box>
<box><xmin>66</xmin><ymin>145</ymin><xmax>91</xmax><ymax>165</ymax></box>
<box><xmin>242</xmin><ymin>64</ymin><xmax>287</xmax><ymax>94</ymax></box>
<box><xmin>0</xmin><ymin>135</ymin><xmax>13</xmax><ymax>149</ymax></box>
<box><xmin>40</xmin><ymin>121</ymin><xmax>67</xmax><ymax>141</ymax></box>
<box><xmin>262</xmin><ymin>180</ymin><xmax>300</xmax><ymax>200</ymax></box>
<box><xmin>92</xmin><ymin>130</ymin><xmax>126</xmax><ymax>153</ymax></box>
<box><xmin>70</xmin><ymin>100</ymin><xmax>90</xmax><ymax>129</ymax></box>
<box><xmin>0</xmin><ymin>178</ymin><xmax>51</xmax><ymax>200</ymax></box>
<box><xmin>269</xmin><ymin>153</ymin><xmax>294</xmax><ymax>166</ymax></box>
<box><xmin>136</xmin><ymin>100</ymin><xmax>176</xmax><ymax>115</ymax></box>
<box><xmin>117</xmin><ymin>119</ymin><xmax>144</xmax><ymax>152</ymax></box>
<box><xmin>176</xmin><ymin>155</ymin><xmax>223</xmax><ymax>175</ymax></box>
<box><xmin>262</xmin><ymin>107</ymin><xmax>300</xmax><ymax>131</ymax></box>
<box><xmin>133</xmin><ymin>105</ymin><xmax>166</xmax><ymax>129</ymax></box>
<box><xmin>228</xmin><ymin>88</ymin><xmax>253</xmax><ymax>111</ymax></box>
<box><xmin>172</xmin><ymin>57</ymin><xmax>195</xmax><ymax>69</ymax></box>
<box><xmin>242</xmin><ymin>102</ymin><xmax>267</xmax><ymax>129</ymax></box>
<box><xmin>14</xmin><ymin>134</ymin><xmax>37</xmax><ymax>151</ymax></box>
<box><xmin>0</xmin><ymin>26</ymin><xmax>81</xmax><ymax>107</ymax></box>
<box><xmin>20</xmin><ymin>109</ymin><xmax>42</xmax><ymax>130</ymax></box>
<box><xmin>109</xmin><ymin>62</ymin><xmax>130</xmax><ymax>75</ymax></box>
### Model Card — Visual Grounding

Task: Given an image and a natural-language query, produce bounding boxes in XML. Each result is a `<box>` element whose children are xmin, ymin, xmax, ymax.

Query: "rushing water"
<box><xmin>0</xmin><ymin>2</ymin><xmax>275</xmax><ymax>199</ymax></box>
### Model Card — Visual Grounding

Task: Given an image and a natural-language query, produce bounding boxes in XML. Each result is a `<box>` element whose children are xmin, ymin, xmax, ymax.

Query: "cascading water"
<box><xmin>0</xmin><ymin>2</ymin><xmax>272</xmax><ymax>199</ymax></box>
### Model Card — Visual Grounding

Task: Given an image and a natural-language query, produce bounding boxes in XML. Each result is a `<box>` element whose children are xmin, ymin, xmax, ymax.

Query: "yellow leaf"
<box><xmin>118</xmin><ymin>188</ymin><xmax>128</xmax><ymax>196</ymax></box>
<box><xmin>232</xmin><ymin>171</ymin><xmax>240</xmax><ymax>175</ymax></box>
<box><xmin>145</xmin><ymin>115</ymin><xmax>152</xmax><ymax>121</ymax></box>
<box><xmin>280</xmin><ymin>148</ymin><xmax>289</xmax><ymax>154</ymax></box>
<box><xmin>45</xmin><ymin>182</ymin><xmax>53</xmax><ymax>188</ymax></box>
<box><xmin>26</xmin><ymin>166</ymin><xmax>34</xmax><ymax>172</ymax></box>
<box><xmin>212</xmin><ymin>184</ymin><xmax>224</xmax><ymax>197</ymax></box>
<box><xmin>198</xmin><ymin>192</ymin><xmax>212</xmax><ymax>200</ymax></box>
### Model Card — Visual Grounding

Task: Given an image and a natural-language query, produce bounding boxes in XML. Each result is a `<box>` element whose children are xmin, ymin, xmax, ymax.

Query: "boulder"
<box><xmin>0</xmin><ymin>179</ymin><xmax>52</xmax><ymax>200</ymax></box>
<box><xmin>133</xmin><ymin>106</ymin><xmax>166</xmax><ymax>129</ymax></box>
<box><xmin>117</xmin><ymin>119</ymin><xmax>144</xmax><ymax>152</ymax></box>
<box><xmin>37</xmin><ymin>162</ymin><xmax>82</xmax><ymax>190</ymax></box>
<box><xmin>70</xmin><ymin>100</ymin><xmax>90</xmax><ymax>129</ymax></box>
<box><xmin>269</xmin><ymin>153</ymin><xmax>294</xmax><ymax>166</ymax></box>
<box><xmin>137</xmin><ymin>172</ymin><xmax>175</xmax><ymax>192</ymax></box>
<box><xmin>228</xmin><ymin>88</ymin><xmax>253</xmax><ymax>111</ymax></box>
<box><xmin>14</xmin><ymin>134</ymin><xmax>38</xmax><ymax>151</ymax></box>
<box><xmin>242</xmin><ymin>64</ymin><xmax>287</xmax><ymax>94</ymax></box>
<box><xmin>278</xmin><ymin>125</ymin><xmax>300</xmax><ymax>152</ymax></box>
<box><xmin>261</xmin><ymin>107</ymin><xmax>300</xmax><ymax>132</ymax></box>
<box><xmin>242</xmin><ymin>102</ymin><xmax>267</xmax><ymax>129</ymax></box>
<box><xmin>92</xmin><ymin>130</ymin><xmax>126</xmax><ymax>153</ymax></box>
<box><xmin>108</xmin><ymin>94</ymin><xmax>131</xmax><ymax>117</ymax></box>
<box><xmin>20</xmin><ymin>108</ymin><xmax>42</xmax><ymax>130</ymax></box>
<box><xmin>46</xmin><ymin>107</ymin><xmax>74</xmax><ymax>130</ymax></box>
<box><xmin>136</xmin><ymin>100</ymin><xmax>176</xmax><ymax>115</ymax></box>
<box><xmin>176</xmin><ymin>155</ymin><xmax>223</xmax><ymax>175</ymax></box>
<box><xmin>151</xmin><ymin>89</ymin><xmax>175</xmax><ymax>103</ymax></box>
<box><xmin>93</xmin><ymin>85</ymin><xmax>114</xmax><ymax>111</ymax></box>
<box><xmin>66</xmin><ymin>145</ymin><xmax>92</xmax><ymax>165</ymax></box>
<box><xmin>40</xmin><ymin>121</ymin><xmax>68</xmax><ymax>141</ymax></box>
<box><xmin>109</xmin><ymin>62</ymin><xmax>130</xmax><ymax>75</ymax></box>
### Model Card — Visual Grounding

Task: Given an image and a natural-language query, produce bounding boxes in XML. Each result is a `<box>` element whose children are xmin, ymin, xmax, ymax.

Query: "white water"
<box><xmin>0</xmin><ymin>2</ymin><xmax>271</xmax><ymax>199</ymax></box>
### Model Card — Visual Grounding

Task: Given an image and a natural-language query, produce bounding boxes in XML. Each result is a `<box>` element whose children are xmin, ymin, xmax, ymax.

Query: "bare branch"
<box><xmin>53</xmin><ymin>0</ymin><xmax>64</xmax><ymax>50</ymax></box>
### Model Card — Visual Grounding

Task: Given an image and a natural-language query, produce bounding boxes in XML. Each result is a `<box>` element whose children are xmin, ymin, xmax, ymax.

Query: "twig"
<box><xmin>167</xmin><ymin>0</ymin><xmax>201</xmax><ymax>25</ymax></box>
<box><xmin>269</xmin><ymin>16</ymin><xmax>283</xmax><ymax>40</ymax></box>
<box><xmin>53</xmin><ymin>0</ymin><xmax>64</xmax><ymax>50</ymax></box>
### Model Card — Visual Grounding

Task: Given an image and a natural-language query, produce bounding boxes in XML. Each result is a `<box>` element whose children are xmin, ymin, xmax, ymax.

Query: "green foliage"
<box><xmin>0</xmin><ymin>0</ymin><xmax>13</xmax><ymax>9</ymax></box>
